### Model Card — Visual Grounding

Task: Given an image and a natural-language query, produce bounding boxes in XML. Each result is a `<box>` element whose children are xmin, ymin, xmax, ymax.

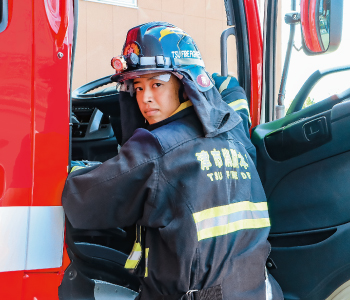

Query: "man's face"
<box><xmin>133</xmin><ymin>73</ymin><xmax>181</xmax><ymax>125</ymax></box>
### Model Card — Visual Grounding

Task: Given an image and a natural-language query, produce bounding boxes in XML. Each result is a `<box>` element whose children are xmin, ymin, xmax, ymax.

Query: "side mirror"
<box><xmin>300</xmin><ymin>0</ymin><xmax>343</xmax><ymax>55</ymax></box>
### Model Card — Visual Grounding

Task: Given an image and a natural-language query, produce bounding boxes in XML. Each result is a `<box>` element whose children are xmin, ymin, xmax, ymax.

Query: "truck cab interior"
<box><xmin>60</xmin><ymin>0</ymin><xmax>350</xmax><ymax>299</ymax></box>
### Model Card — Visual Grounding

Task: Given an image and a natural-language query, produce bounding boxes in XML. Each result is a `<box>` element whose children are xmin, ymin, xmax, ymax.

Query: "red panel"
<box><xmin>0</xmin><ymin>0</ymin><xmax>74</xmax><ymax>298</ymax></box>
<box><xmin>0</xmin><ymin>0</ymin><xmax>33</xmax><ymax>294</ymax></box>
<box><xmin>0</xmin><ymin>271</ymin><xmax>24</xmax><ymax>300</ymax></box>
<box><xmin>244</xmin><ymin>0</ymin><xmax>263</xmax><ymax>128</ymax></box>
<box><xmin>0</xmin><ymin>0</ymin><xmax>33</xmax><ymax>207</ymax></box>
<box><xmin>22</xmin><ymin>272</ymin><xmax>62</xmax><ymax>300</ymax></box>
<box><xmin>31</xmin><ymin>0</ymin><xmax>72</xmax><ymax>206</ymax></box>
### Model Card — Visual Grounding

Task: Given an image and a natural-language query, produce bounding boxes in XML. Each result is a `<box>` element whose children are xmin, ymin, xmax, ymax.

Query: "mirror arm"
<box><xmin>276</xmin><ymin>2</ymin><xmax>299</xmax><ymax>120</ymax></box>
<box><xmin>286</xmin><ymin>65</ymin><xmax>350</xmax><ymax>115</ymax></box>
<box><xmin>276</xmin><ymin>19</ymin><xmax>296</xmax><ymax>119</ymax></box>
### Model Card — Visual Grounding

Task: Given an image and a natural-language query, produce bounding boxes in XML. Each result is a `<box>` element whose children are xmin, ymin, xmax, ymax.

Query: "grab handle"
<box><xmin>220</xmin><ymin>27</ymin><xmax>236</xmax><ymax>76</ymax></box>
<box><xmin>0</xmin><ymin>0</ymin><xmax>9</xmax><ymax>34</ymax></box>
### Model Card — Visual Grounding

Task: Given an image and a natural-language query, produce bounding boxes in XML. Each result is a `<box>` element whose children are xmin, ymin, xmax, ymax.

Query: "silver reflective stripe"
<box><xmin>0</xmin><ymin>206</ymin><xmax>29</xmax><ymax>272</ymax></box>
<box><xmin>196</xmin><ymin>209</ymin><xmax>269</xmax><ymax>232</ymax></box>
<box><xmin>193</xmin><ymin>201</ymin><xmax>270</xmax><ymax>241</ymax></box>
<box><xmin>128</xmin><ymin>249</ymin><xmax>142</xmax><ymax>262</ymax></box>
<box><xmin>124</xmin><ymin>242</ymin><xmax>142</xmax><ymax>269</ymax></box>
<box><xmin>94</xmin><ymin>280</ymin><xmax>138</xmax><ymax>300</ymax></box>
<box><xmin>0</xmin><ymin>206</ymin><xmax>65</xmax><ymax>272</ymax></box>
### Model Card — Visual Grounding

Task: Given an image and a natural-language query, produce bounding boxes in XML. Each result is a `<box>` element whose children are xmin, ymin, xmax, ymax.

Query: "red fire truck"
<box><xmin>0</xmin><ymin>0</ymin><xmax>349</xmax><ymax>299</ymax></box>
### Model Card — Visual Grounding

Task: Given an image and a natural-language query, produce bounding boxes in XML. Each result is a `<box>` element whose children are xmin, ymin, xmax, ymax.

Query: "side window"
<box><xmin>302</xmin><ymin>70</ymin><xmax>350</xmax><ymax>109</ymax></box>
<box><xmin>275</xmin><ymin>1</ymin><xmax>350</xmax><ymax>113</ymax></box>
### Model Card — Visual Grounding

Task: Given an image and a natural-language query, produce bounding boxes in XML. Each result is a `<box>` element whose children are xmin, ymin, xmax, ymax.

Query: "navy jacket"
<box><xmin>62</xmin><ymin>76</ymin><xmax>283</xmax><ymax>300</ymax></box>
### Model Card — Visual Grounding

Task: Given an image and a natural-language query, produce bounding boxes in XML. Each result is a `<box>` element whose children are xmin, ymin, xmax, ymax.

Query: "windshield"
<box><xmin>277</xmin><ymin>0</ymin><xmax>350</xmax><ymax>111</ymax></box>
<box><xmin>71</xmin><ymin>1</ymin><xmax>237</xmax><ymax>91</ymax></box>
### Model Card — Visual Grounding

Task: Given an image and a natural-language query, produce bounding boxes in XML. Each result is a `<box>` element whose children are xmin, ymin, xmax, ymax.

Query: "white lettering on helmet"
<box><xmin>171</xmin><ymin>51</ymin><xmax>201</xmax><ymax>59</ymax></box>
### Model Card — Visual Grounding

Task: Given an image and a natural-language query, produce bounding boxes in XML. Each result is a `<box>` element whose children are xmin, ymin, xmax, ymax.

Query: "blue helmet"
<box><xmin>111</xmin><ymin>22</ymin><xmax>213</xmax><ymax>92</ymax></box>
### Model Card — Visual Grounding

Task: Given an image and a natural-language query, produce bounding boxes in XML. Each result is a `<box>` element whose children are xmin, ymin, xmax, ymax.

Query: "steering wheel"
<box><xmin>72</xmin><ymin>75</ymin><xmax>119</xmax><ymax>106</ymax></box>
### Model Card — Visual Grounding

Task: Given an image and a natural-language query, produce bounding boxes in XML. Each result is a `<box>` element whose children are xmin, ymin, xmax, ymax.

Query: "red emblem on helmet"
<box><xmin>196</xmin><ymin>74</ymin><xmax>210</xmax><ymax>88</ymax></box>
<box><xmin>123</xmin><ymin>42</ymin><xmax>140</xmax><ymax>56</ymax></box>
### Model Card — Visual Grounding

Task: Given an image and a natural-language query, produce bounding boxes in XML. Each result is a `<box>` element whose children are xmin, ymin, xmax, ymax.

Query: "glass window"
<box><xmin>276</xmin><ymin>0</ymin><xmax>350</xmax><ymax>111</ymax></box>
<box><xmin>84</xmin><ymin>0</ymin><xmax>137</xmax><ymax>8</ymax></box>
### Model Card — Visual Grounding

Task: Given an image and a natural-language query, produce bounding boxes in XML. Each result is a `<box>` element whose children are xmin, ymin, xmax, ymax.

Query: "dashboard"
<box><xmin>71</xmin><ymin>105</ymin><xmax>119</xmax><ymax>162</ymax></box>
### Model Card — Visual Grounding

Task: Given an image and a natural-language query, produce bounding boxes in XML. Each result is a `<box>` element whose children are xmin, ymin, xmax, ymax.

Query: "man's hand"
<box><xmin>70</xmin><ymin>161</ymin><xmax>87</xmax><ymax>173</ymax></box>
<box><xmin>212</xmin><ymin>73</ymin><xmax>251</xmax><ymax>128</ymax></box>
<box><xmin>70</xmin><ymin>160</ymin><xmax>103</xmax><ymax>173</ymax></box>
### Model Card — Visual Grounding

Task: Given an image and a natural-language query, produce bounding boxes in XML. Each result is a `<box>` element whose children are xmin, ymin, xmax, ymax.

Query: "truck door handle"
<box><xmin>0</xmin><ymin>0</ymin><xmax>9</xmax><ymax>34</ymax></box>
<box><xmin>303</xmin><ymin>117</ymin><xmax>328</xmax><ymax>141</ymax></box>
<box><xmin>264</xmin><ymin>114</ymin><xmax>331</xmax><ymax>161</ymax></box>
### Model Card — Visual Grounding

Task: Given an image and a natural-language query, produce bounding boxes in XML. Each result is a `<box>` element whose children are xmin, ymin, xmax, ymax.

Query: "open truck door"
<box><xmin>252</xmin><ymin>0</ymin><xmax>350</xmax><ymax>298</ymax></box>
<box><xmin>0</xmin><ymin>0</ymin><xmax>75</xmax><ymax>298</ymax></box>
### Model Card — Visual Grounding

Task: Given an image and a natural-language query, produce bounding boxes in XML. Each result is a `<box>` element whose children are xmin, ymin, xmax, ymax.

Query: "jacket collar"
<box><xmin>147</xmin><ymin>105</ymin><xmax>195</xmax><ymax>131</ymax></box>
<box><xmin>118</xmin><ymin>76</ymin><xmax>242</xmax><ymax>145</ymax></box>
<box><xmin>180</xmin><ymin>75</ymin><xmax>242</xmax><ymax>138</ymax></box>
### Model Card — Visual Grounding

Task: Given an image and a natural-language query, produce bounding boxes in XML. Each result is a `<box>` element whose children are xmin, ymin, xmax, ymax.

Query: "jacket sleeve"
<box><xmin>211</xmin><ymin>73</ymin><xmax>251</xmax><ymax>139</ymax></box>
<box><xmin>62</xmin><ymin>129</ymin><xmax>161</xmax><ymax>230</ymax></box>
<box><xmin>221</xmin><ymin>86</ymin><xmax>251</xmax><ymax>139</ymax></box>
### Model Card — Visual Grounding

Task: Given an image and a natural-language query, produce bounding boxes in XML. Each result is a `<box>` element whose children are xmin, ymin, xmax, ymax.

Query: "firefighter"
<box><xmin>62</xmin><ymin>22</ymin><xmax>283</xmax><ymax>299</ymax></box>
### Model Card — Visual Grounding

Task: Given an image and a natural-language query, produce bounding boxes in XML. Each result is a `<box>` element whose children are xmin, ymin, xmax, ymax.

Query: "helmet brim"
<box><xmin>111</xmin><ymin>65</ymin><xmax>213</xmax><ymax>93</ymax></box>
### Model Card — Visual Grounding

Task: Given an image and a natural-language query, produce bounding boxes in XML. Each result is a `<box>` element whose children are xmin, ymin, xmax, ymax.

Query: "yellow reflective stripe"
<box><xmin>197</xmin><ymin>218</ymin><xmax>271</xmax><ymax>241</ymax></box>
<box><xmin>170</xmin><ymin>100</ymin><xmax>193</xmax><ymax>117</ymax></box>
<box><xmin>218</xmin><ymin>77</ymin><xmax>231</xmax><ymax>93</ymax></box>
<box><xmin>229</xmin><ymin>99</ymin><xmax>248</xmax><ymax>108</ymax></box>
<box><xmin>145</xmin><ymin>248</ymin><xmax>149</xmax><ymax>278</ymax></box>
<box><xmin>193</xmin><ymin>201</ymin><xmax>268</xmax><ymax>223</ymax></box>
<box><xmin>124</xmin><ymin>242</ymin><xmax>142</xmax><ymax>269</ymax></box>
<box><xmin>234</xmin><ymin>104</ymin><xmax>249</xmax><ymax>112</ymax></box>
<box><xmin>229</xmin><ymin>99</ymin><xmax>251</xmax><ymax>123</ymax></box>
<box><xmin>229</xmin><ymin>100</ymin><xmax>249</xmax><ymax>113</ymax></box>
<box><xmin>124</xmin><ymin>259</ymin><xmax>139</xmax><ymax>269</ymax></box>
